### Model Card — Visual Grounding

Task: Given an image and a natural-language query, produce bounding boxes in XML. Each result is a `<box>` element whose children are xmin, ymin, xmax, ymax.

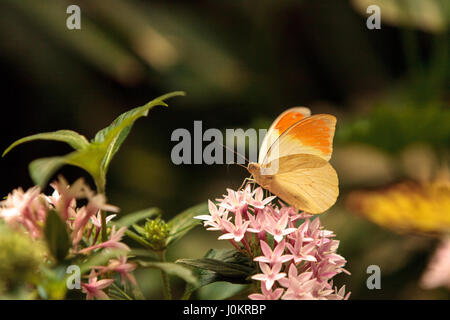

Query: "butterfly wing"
<box><xmin>261</xmin><ymin>114</ymin><xmax>336</xmax><ymax>165</ymax></box>
<box><xmin>263</xmin><ymin>154</ymin><xmax>339</xmax><ymax>213</ymax></box>
<box><xmin>258</xmin><ymin>107</ymin><xmax>311</xmax><ymax>164</ymax></box>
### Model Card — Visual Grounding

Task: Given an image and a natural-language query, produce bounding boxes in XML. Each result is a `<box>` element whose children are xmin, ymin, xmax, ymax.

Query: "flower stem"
<box><xmin>241</xmin><ymin>237</ymin><xmax>252</xmax><ymax>256</ymax></box>
<box><xmin>158</xmin><ymin>250</ymin><xmax>172</xmax><ymax>300</ymax></box>
<box><xmin>230</xmin><ymin>239</ymin><xmax>246</xmax><ymax>255</ymax></box>
<box><xmin>95</xmin><ymin>179</ymin><xmax>107</xmax><ymax>242</ymax></box>
<box><xmin>181</xmin><ymin>284</ymin><xmax>192</xmax><ymax>300</ymax></box>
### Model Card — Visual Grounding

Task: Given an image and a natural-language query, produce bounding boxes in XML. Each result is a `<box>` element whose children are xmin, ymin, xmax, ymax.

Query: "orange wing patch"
<box><xmin>287</xmin><ymin>116</ymin><xmax>332</xmax><ymax>155</ymax></box>
<box><xmin>258</xmin><ymin>107</ymin><xmax>311</xmax><ymax>164</ymax></box>
<box><xmin>274</xmin><ymin>110</ymin><xmax>310</xmax><ymax>134</ymax></box>
<box><xmin>262</xmin><ymin>114</ymin><xmax>336</xmax><ymax>164</ymax></box>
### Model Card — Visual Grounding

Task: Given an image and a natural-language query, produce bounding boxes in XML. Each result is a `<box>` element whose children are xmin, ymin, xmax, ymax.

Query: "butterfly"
<box><xmin>247</xmin><ymin>107</ymin><xmax>339</xmax><ymax>214</ymax></box>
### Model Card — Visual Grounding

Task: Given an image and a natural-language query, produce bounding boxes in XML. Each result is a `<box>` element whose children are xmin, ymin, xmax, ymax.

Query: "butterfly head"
<box><xmin>247</xmin><ymin>162</ymin><xmax>260</xmax><ymax>175</ymax></box>
<box><xmin>247</xmin><ymin>162</ymin><xmax>273</xmax><ymax>188</ymax></box>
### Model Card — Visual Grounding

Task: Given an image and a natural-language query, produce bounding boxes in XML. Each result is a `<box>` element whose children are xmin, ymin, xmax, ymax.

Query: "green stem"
<box><xmin>181</xmin><ymin>285</ymin><xmax>192</xmax><ymax>300</ymax></box>
<box><xmin>100</xmin><ymin>210</ymin><xmax>107</xmax><ymax>242</ymax></box>
<box><xmin>125</xmin><ymin>230</ymin><xmax>153</xmax><ymax>249</ymax></box>
<box><xmin>95</xmin><ymin>178</ymin><xmax>107</xmax><ymax>242</ymax></box>
<box><xmin>111</xmin><ymin>283</ymin><xmax>133</xmax><ymax>300</ymax></box>
<box><xmin>158</xmin><ymin>250</ymin><xmax>172</xmax><ymax>300</ymax></box>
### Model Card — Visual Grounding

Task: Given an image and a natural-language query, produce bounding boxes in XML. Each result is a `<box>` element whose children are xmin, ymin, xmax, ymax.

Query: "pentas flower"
<box><xmin>79</xmin><ymin>226</ymin><xmax>130</xmax><ymax>254</ymax></box>
<box><xmin>81</xmin><ymin>270</ymin><xmax>114</xmax><ymax>300</ymax></box>
<box><xmin>218</xmin><ymin>187</ymin><xmax>250</xmax><ymax>212</ymax></box>
<box><xmin>285</xmin><ymin>234</ymin><xmax>317</xmax><ymax>264</ymax></box>
<box><xmin>91</xmin><ymin>212</ymin><xmax>117</xmax><ymax>230</ymax></box>
<box><xmin>247</xmin><ymin>211</ymin><xmax>265</xmax><ymax>234</ymax></box>
<box><xmin>50</xmin><ymin>177</ymin><xmax>85</xmax><ymax>221</ymax></box>
<box><xmin>263</xmin><ymin>212</ymin><xmax>297</xmax><ymax>242</ymax></box>
<box><xmin>252</xmin><ymin>262</ymin><xmax>286</xmax><ymax>290</ymax></box>
<box><xmin>254</xmin><ymin>240</ymin><xmax>293</xmax><ymax>265</ymax></box>
<box><xmin>199</xmin><ymin>186</ymin><xmax>350</xmax><ymax>300</ymax></box>
<box><xmin>247</xmin><ymin>188</ymin><xmax>276</xmax><ymax>209</ymax></box>
<box><xmin>328</xmin><ymin>285</ymin><xmax>351</xmax><ymax>300</ymax></box>
<box><xmin>278</xmin><ymin>265</ymin><xmax>316</xmax><ymax>300</ymax></box>
<box><xmin>218</xmin><ymin>211</ymin><xmax>250</xmax><ymax>242</ymax></box>
<box><xmin>95</xmin><ymin>256</ymin><xmax>137</xmax><ymax>286</ymax></box>
<box><xmin>0</xmin><ymin>186</ymin><xmax>47</xmax><ymax>238</ymax></box>
<box><xmin>0</xmin><ymin>176</ymin><xmax>132</xmax><ymax>300</ymax></box>
<box><xmin>195</xmin><ymin>200</ymin><xmax>228</xmax><ymax>231</ymax></box>
<box><xmin>248</xmin><ymin>285</ymin><xmax>284</xmax><ymax>300</ymax></box>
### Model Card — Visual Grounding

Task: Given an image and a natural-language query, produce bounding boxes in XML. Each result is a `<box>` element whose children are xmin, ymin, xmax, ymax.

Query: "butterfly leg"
<box><xmin>239</xmin><ymin>176</ymin><xmax>256</xmax><ymax>191</ymax></box>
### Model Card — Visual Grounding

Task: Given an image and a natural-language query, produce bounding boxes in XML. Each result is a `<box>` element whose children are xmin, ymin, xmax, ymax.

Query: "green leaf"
<box><xmin>93</xmin><ymin>91</ymin><xmax>186</xmax><ymax>174</ymax></box>
<box><xmin>137</xmin><ymin>261</ymin><xmax>198</xmax><ymax>285</ymax></box>
<box><xmin>177</xmin><ymin>249</ymin><xmax>255</xmax><ymax>296</ymax></box>
<box><xmin>29</xmin><ymin>157</ymin><xmax>67</xmax><ymax>188</ymax></box>
<box><xmin>9</xmin><ymin>91</ymin><xmax>185</xmax><ymax>187</ymax></box>
<box><xmin>177</xmin><ymin>250</ymin><xmax>254</xmax><ymax>278</ymax></box>
<box><xmin>124</xmin><ymin>229</ymin><xmax>154</xmax><ymax>250</ymax></box>
<box><xmin>129</xmin><ymin>248</ymin><xmax>159</xmax><ymax>261</ymax></box>
<box><xmin>166</xmin><ymin>202</ymin><xmax>208</xmax><ymax>246</ymax></box>
<box><xmin>197</xmin><ymin>282</ymin><xmax>248</xmax><ymax>300</ymax></box>
<box><xmin>108</xmin><ymin>283</ymin><xmax>133</xmax><ymax>300</ymax></box>
<box><xmin>2</xmin><ymin>130</ymin><xmax>90</xmax><ymax>157</ymax></box>
<box><xmin>114</xmin><ymin>208</ymin><xmax>161</xmax><ymax>228</ymax></box>
<box><xmin>44</xmin><ymin>210</ymin><xmax>70</xmax><ymax>262</ymax></box>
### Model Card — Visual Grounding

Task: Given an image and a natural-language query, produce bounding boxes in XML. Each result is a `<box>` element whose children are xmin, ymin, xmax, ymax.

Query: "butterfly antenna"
<box><xmin>220</xmin><ymin>143</ymin><xmax>250</xmax><ymax>165</ymax></box>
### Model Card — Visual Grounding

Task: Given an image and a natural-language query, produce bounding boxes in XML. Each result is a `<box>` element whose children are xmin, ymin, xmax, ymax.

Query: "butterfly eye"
<box><xmin>248</xmin><ymin>163</ymin><xmax>260</xmax><ymax>174</ymax></box>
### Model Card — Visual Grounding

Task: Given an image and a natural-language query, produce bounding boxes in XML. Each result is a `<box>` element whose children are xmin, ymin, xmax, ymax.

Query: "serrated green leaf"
<box><xmin>44</xmin><ymin>210</ymin><xmax>70</xmax><ymax>262</ymax></box>
<box><xmin>12</xmin><ymin>92</ymin><xmax>185</xmax><ymax>188</ymax></box>
<box><xmin>166</xmin><ymin>202</ymin><xmax>207</xmax><ymax>246</ymax></box>
<box><xmin>3</xmin><ymin>130</ymin><xmax>89</xmax><ymax>157</ymax></box>
<box><xmin>137</xmin><ymin>261</ymin><xmax>198</xmax><ymax>285</ymax></box>
<box><xmin>114</xmin><ymin>208</ymin><xmax>161</xmax><ymax>228</ymax></box>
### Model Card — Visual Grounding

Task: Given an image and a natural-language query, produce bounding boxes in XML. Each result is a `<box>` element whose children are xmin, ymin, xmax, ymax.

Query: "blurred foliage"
<box><xmin>0</xmin><ymin>0</ymin><xmax>449</xmax><ymax>299</ymax></box>
<box><xmin>337</xmin><ymin>103</ymin><xmax>450</xmax><ymax>154</ymax></box>
<box><xmin>0</xmin><ymin>225</ymin><xmax>46</xmax><ymax>298</ymax></box>
<box><xmin>352</xmin><ymin>0</ymin><xmax>450</xmax><ymax>33</ymax></box>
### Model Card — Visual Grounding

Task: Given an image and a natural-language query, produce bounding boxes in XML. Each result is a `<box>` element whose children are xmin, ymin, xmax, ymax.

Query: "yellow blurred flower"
<box><xmin>347</xmin><ymin>176</ymin><xmax>450</xmax><ymax>234</ymax></box>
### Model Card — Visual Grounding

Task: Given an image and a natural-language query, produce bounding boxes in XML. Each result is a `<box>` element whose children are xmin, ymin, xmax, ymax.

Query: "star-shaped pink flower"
<box><xmin>248</xmin><ymin>285</ymin><xmax>284</xmax><ymax>300</ymax></box>
<box><xmin>247</xmin><ymin>188</ymin><xmax>276</xmax><ymax>209</ymax></box>
<box><xmin>263</xmin><ymin>212</ymin><xmax>297</xmax><ymax>242</ymax></box>
<box><xmin>78</xmin><ymin>226</ymin><xmax>130</xmax><ymax>254</ymax></box>
<box><xmin>218</xmin><ymin>211</ymin><xmax>250</xmax><ymax>242</ymax></box>
<box><xmin>81</xmin><ymin>270</ymin><xmax>114</xmax><ymax>300</ymax></box>
<box><xmin>254</xmin><ymin>240</ymin><xmax>293</xmax><ymax>265</ymax></box>
<box><xmin>285</xmin><ymin>234</ymin><xmax>317</xmax><ymax>264</ymax></box>
<box><xmin>252</xmin><ymin>262</ymin><xmax>286</xmax><ymax>290</ymax></box>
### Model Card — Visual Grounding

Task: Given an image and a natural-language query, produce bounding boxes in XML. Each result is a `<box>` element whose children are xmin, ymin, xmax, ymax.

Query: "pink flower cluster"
<box><xmin>196</xmin><ymin>186</ymin><xmax>350</xmax><ymax>300</ymax></box>
<box><xmin>0</xmin><ymin>177</ymin><xmax>136</xmax><ymax>300</ymax></box>
<box><xmin>82</xmin><ymin>256</ymin><xmax>137</xmax><ymax>300</ymax></box>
